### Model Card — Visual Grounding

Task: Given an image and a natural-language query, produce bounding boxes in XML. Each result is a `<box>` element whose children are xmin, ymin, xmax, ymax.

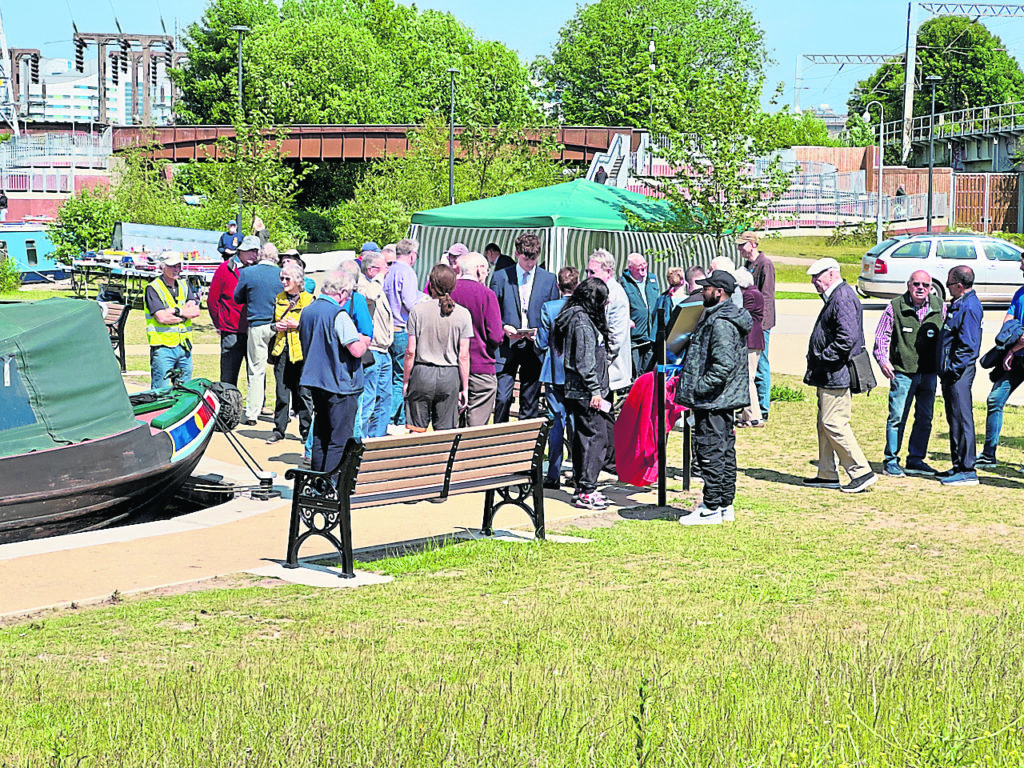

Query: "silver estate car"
<box><xmin>857</xmin><ymin>233</ymin><xmax>1024</xmax><ymax>304</ymax></box>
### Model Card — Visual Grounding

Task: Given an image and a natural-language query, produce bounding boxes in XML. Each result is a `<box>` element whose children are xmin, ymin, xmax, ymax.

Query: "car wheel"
<box><xmin>930</xmin><ymin>281</ymin><xmax>946</xmax><ymax>302</ymax></box>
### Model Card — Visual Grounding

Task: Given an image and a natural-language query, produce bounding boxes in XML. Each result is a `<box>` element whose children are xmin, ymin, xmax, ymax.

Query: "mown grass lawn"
<box><xmin>3</xmin><ymin>374</ymin><xmax>1024</xmax><ymax>766</ymax></box>
<box><xmin>759</xmin><ymin>236</ymin><xmax>869</xmax><ymax>265</ymax></box>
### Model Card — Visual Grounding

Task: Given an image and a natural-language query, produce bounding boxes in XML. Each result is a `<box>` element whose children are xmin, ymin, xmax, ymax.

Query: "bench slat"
<box><xmin>453</xmin><ymin>419</ymin><xmax>546</xmax><ymax>439</ymax></box>
<box><xmin>360</xmin><ymin>439</ymin><xmax>458</xmax><ymax>463</ymax></box>
<box><xmin>358</xmin><ymin>453</ymin><xmax>453</xmax><ymax>474</ymax></box>
<box><xmin>449</xmin><ymin>461</ymin><xmax>534</xmax><ymax>484</ymax></box>
<box><xmin>354</xmin><ymin>472</ymin><xmax>451</xmax><ymax>495</ymax></box>
<box><xmin>362</xmin><ymin>431</ymin><xmax>457</xmax><ymax>450</ymax></box>
<box><xmin>453</xmin><ymin>445</ymin><xmax>536</xmax><ymax>464</ymax></box>
<box><xmin>448</xmin><ymin>473</ymin><xmax>535</xmax><ymax>495</ymax></box>
<box><xmin>351</xmin><ymin>485</ymin><xmax>447</xmax><ymax>508</ymax></box>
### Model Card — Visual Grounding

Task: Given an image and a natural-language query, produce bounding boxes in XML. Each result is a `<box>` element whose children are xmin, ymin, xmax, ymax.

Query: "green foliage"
<box><xmin>50</xmin><ymin>114</ymin><xmax>305</xmax><ymax>257</ymax></box>
<box><xmin>840</xmin><ymin>111</ymin><xmax>876</xmax><ymax>148</ymax></box>
<box><xmin>0</xmin><ymin>252</ymin><xmax>21</xmax><ymax>291</ymax></box>
<box><xmin>534</xmin><ymin>0</ymin><xmax>767</xmax><ymax>130</ymax></box>
<box><xmin>847</xmin><ymin>16</ymin><xmax>1024</xmax><ymax>122</ymax></box>
<box><xmin>336</xmin><ymin>116</ymin><xmax>566</xmax><ymax>245</ymax></box>
<box><xmin>992</xmin><ymin>230</ymin><xmax>1024</xmax><ymax>249</ymax></box>
<box><xmin>636</xmin><ymin>76</ymin><xmax>793</xmax><ymax>239</ymax></box>
<box><xmin>175</xmin><ymin>0</ymin><xmax>537</xmax><ymax>126</ymax></box>
<box><xmin>765</xmin><ymin>111</ymin><xmax>840</xmax><ymax>148</ymax></box>
<box><xmin>826</xmin><ymin>221</ymin><xmax>879</xmax><ymax>247</ymax></box>
<box><xmin>47</xmin><ymin>186</ymin><xmax>120</xmax><ymax>262</ymax></box>
<box><xmin>295</xmin><ymin>206</ymin><xmax>343</xmax><ymax>243</ymax></box>
<box><xmin>769</xmin><ymin>383</ymin><xmax>805</xmax><ymax>402</ymax></box>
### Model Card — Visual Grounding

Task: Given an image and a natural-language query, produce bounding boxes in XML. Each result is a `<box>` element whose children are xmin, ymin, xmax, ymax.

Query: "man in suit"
<box><xmin>490</xmin><ymin>233</ymin><xmax>560</xmax><ymax>422</ymax></box>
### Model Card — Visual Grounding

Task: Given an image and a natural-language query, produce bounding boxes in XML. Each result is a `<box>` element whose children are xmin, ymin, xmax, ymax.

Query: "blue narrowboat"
<box><xmin>0</xmin><ymin>224</ymin><xmax>66</xmax><ymax>283</ymax></box>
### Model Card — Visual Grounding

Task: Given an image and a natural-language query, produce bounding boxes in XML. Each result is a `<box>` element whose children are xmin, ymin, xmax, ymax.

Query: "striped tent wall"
<box><xmin>406</xmin><ymin>224</ymin><xmax>729</xmax><ymax>286</ymax></box>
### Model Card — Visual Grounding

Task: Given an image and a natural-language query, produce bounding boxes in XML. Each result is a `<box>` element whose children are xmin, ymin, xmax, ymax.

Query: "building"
<box><xmin>17</xmin><ymin>55</ymin><xmax>174</xmax><ymax>126</ymax></box>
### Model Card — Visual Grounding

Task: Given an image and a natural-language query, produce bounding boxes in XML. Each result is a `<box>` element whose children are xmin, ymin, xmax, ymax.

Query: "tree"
<box><xmin>336</xmin><ymin>117</ymin><xmax>566</xmax><ymax>245</ymax></box>
<box><xmin>847</xmin><ymin>16</ymin><xmax>1024</xmax><ymax>121</ymax></box>
<box><xmin>636</xmin><ymin>76</ymin><xmax>793</xmax><ymax>240</ymax></box>
<box><xmin>533</xmin><ymin>0</ymin><xmax>767</xmax><ymax>130</ymax></box>
<box><xmin>764</xmin><ymin>111</ymin><xmax>839</xmax><ymax>148</ymax></box>
<box><xmin>174</xmin><ymin>0</ymin><xmax>538</xmax><ymax>125</ymax></box>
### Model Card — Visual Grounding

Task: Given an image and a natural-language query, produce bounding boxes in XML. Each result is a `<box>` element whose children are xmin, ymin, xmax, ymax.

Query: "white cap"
<box><xmin>158</xmin><ymin>250</ymin><xmax>183</xmax><ymax>266</ymax></box>
<box><xmin>806</xmin><ymin>257</ymin><xmax>840</xmax><ymax>276</ymax></box>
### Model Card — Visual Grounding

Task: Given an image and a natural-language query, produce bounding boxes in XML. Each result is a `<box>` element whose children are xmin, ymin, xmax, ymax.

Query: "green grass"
<box><xmin>760</xmin><ymin>235</ymin><xmax>870</xmax><ymax>264</ymax></box>
<box><xmin>4</xmin><ymin>375</ymin><xmax>1024</xmax><ymax>765</ymax></box>
<box><xmin>776</xmin><ymin>261</ymin><xmax>861</xmax><ymax>285</ymax></box>
<box><xmin>776</xmin><ymin>290</ymin><xmax>818</xmax><ymax>300</ymax></box>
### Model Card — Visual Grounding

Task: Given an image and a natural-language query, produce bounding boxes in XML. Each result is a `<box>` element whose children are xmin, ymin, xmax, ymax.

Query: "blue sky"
<box><xmin>6</xmin><ymin>0</ymin><xmax>1024</xmax><ymax>115</ymax></box>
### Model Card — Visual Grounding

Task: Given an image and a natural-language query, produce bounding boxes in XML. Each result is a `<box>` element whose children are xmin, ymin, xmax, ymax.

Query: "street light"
<box><xmin>648</xmin><ymin>28</ymin><xmax>656</xmax><ymax>177</ymax></box>
<box><xmin>447</xmin><ymin>68</ymin><xmax>458</xmax><ymax>206</ymax></box>
<box><xmin>862</xmin><ymin>100</ymin><xmax>885</xmax><ymax>244</ymax></box>
<box><xmin>926</xmin><ymin>74</ymin><xmax>941</xmax><ymax>233</ymax></box>
<box><xmin>230</xmin><ymin>25</ymin><xmax>250</xmax><ymax>230</ymax></box>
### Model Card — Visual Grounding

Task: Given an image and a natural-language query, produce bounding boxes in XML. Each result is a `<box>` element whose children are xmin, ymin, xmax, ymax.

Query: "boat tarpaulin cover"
<box><xmin>0</xmin><ymin>299</ymin><xmax>138</xmax><ymax>458</ymax></box>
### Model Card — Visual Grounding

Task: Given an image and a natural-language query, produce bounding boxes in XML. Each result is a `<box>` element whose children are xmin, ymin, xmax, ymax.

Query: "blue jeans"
<box><xmin>983</xmin><ymin>364</ymin><xmax>1024</xmax><ymax>459</ymax></box>
<box><xmin>545</xmin><ymin>384</ymin><xmax>573</xmax><ymax>482</ymax></box>
<box><xmin>359</xmin><ymin>350</ymin><xmax>393</xmax><ymax>439</ymax></box>
<box><xmin>150</xmin><ymin>345</ymin><xmax>192</xmax><ymax>390</ymax></box>
<box><xmin>755</xmin><ymin>329</ymin><xmax>771</xmax><ymax>417</ymax></box>
<box><xmin>884</xmin><ymin>371</ymin><xmax>937</xmax><ymax>465</ymax></box>
<box><xmin>389</xmin><ymin>330</ymin><xmax>409</xmax><ymax>426</ymax></box>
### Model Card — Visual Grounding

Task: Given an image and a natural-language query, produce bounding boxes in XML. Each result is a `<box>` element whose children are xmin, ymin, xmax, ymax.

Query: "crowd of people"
<box><xmin>144</xmin><ymin>221</ymin><xmax>1019</xmax><ymax>522</ymax></box>
<box><xmin>144</xmin><ymin>225</ymin><xmax>780</xmax><ymax>513</ymax></box>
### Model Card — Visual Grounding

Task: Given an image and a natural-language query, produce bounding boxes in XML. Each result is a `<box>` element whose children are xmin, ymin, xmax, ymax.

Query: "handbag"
<box><xmin>847</xmin><ymin>348</ymin><xmax>877</xmax><ymax>395</ymax></box>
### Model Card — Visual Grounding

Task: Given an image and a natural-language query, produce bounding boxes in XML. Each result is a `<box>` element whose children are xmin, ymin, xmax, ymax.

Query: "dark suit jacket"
<box><xmin>490</xmin><ymin>264</ymin><xmax>560</xmax><ymax>370</ymax></box>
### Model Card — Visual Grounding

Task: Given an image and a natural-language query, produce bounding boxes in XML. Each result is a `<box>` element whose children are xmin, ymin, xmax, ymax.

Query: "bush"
<box><xmin>295</xmin><ymin>207</ymin><xmax>343</xmax><ymax>244</ymax></box>
<box><xmin>770</xmin><ymin>383</ymin><xmax>805</xmax><ymax>402</ymax></box>
<box><xmin>0</xmin><ymin>254</ymin><xmax>21</xmax><ymax>292</ymax></box>
<box><xmin>826</xmin><ymin>221</ymin><xmax>878</xmax><ymax>247</ymax></box>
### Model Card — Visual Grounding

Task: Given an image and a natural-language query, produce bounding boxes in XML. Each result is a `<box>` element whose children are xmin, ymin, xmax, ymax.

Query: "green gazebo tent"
<box><xmin>407</xmin><ymin>179</ymin><xmax>722</xmax><ymax>285</ymax></box>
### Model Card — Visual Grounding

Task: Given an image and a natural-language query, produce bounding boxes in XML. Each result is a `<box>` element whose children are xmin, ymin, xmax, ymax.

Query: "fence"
<box><xmin>0</xmin><ymin>129</ymin><xmax>113</xmax><ymax>170</ymax></box>
<box><xmin>1</xmin><ymin>168</ymin><xmax>72</xmax><ymax>193</ymax></box>
<box><xmin>762</xmin><ymin>192</ymin><xmax>946</xmax><ymax>231</ymax></box>
<box><xmin>953</xmin><ymin>173</ymin><xmax>1021</xmax><ymax>233</ymax></box>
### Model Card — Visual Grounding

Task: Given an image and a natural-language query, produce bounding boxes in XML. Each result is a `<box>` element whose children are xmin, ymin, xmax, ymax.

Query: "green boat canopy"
<box><xmin>410</xmin><ymin>179</ymin><xmax>687</xmax><ymax>230</ymax></box>
<box><xmin>0</xmin><ymin>299</ymin><xmax>138</xmax><ymax>458</ymax></box>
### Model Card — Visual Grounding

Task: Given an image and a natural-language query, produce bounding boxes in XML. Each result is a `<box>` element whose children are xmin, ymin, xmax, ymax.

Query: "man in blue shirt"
<box><xmin>978</xmin><ymin>258</ymin><xmax>1024</xmax><ymax>467</ymax></box>
<box><xmin>233</xmin><ymin>238</ymin><xmax>282</xmax><ymax>426</ymax></box>
<box><xmin>938</xmin><ymin>266</ymin><xmax>984</xmax><ymax>486</ymax></box>
<box><xmin>536</xmin><ymin>266</ymin><xmax>579</xmax><ymax>490</ymax></box>
<box><xmin>218</xmin><ymin>220</ymin><xmax>240</xmax><ymax>259</ymax></box>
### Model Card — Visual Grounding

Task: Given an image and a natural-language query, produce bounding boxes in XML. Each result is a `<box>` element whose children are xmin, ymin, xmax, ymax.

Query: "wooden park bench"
<box><xmin>283</xmin><ymin>418</ymin><xmax>550</xmax><ymax>578</ymax></box>
<box><xmin>101</xmin><ymin>302</ymin><xmax>130</xmax><ymax>372</ymax></box>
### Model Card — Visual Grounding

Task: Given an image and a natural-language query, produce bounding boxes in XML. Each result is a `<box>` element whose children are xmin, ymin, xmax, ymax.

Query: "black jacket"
<box><xmin>804</xmin><ymin>280</ymin><xmax>865</xmax><ymax>389</ymax></box>
<box><xmin>674</xmin><ymin>300</ymin><xmax>752</xmax><ymax>411</ymax></box>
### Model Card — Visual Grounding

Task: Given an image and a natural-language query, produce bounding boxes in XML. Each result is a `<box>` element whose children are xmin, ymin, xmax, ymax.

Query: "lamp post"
<box><xmin>447</xmin><ymin>68</ymin><xmax>458</xmax><ymax>206</ymax></box>
<box><xmin>230</xmin><ymin>25</ymin><xmax>250</xmax><ymax>230</ymax></box>
<box><xmin>926</xmin><ymin>74</ymin><xmax>941</xmax><ymax>233</ymax></box>
<box><xmin>863</xmin><ymin>100</ymin><xmax>885</xmax><ymax>244</ymax></box>
<box><xmin>648</xmin><ymin>27</ymin><xmax>656</xmax><ymax>177</ymax></box>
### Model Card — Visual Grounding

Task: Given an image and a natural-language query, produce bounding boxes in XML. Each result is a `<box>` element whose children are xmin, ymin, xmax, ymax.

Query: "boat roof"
<box><xmin>0</xmin><ymin>299</ymin><xmax>138</xmax><ymax>458</ymax></box>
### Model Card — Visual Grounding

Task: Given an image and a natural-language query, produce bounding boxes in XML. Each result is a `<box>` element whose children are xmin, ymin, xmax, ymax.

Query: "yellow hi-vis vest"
<box><xmin>145</xmin><ymin>277</ymin><xmax>194</xmax><ymax>348</ymax></box>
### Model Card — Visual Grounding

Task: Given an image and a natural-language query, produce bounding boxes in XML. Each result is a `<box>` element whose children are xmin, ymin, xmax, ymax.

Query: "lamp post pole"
<box><xmin>647</xmin><ymin>26</ymin><xmax>657</xmax><ymax>177</ymax></box>
<box><xmin>863</xmin><ymin>100</ymin><xmax>885</xmax><ymax>244</ymax></box>
<box><xmin>230</xmin><ymin>25</ymin><xmax>250</xmax><ymax>231</ymax></box>
<box><xmin>447</xmin><ymin>68</ymin><xmax>458</xmax><ymax>206</ymax></box>
<box><xmin>926</xmin><ymin>75</ymin><xmax>941</xmax><ymax>233</ymax></box>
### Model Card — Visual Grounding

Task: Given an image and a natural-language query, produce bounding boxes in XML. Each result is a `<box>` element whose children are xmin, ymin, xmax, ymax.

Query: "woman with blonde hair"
<box><xmin>267</xmin><ymin>261</ymin><xmax>314</xmax><ymax>444</ymax></box>
<box><xmin>403</xmin><ymin>263</ymin><xmax>474</xmax><ymax>431</ymax></box>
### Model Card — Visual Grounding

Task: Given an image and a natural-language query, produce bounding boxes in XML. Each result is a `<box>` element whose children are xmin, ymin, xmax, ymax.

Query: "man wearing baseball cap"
<box><xmin>674</xmin><ymin>269</ymin><xmax>752</xmax><ymax>525</ymax></box>
<box><xmin>218</xmin><ymin>220</ymin><xmax>240</xmax><ymax>259</ymax></box>
<box><xmin>803</xmin><ymin>257</ymin><xmax>875</xmax><ymax>493</ymax></box>
<box><xmin>444</xmin><ymin>242</ymin><xmax>469</xmax><ymax>268</ymax></box>
<box><xmin>145</xmin><ymin>251</ymin><xmax>201</xmax><ymax>389</ymax></box>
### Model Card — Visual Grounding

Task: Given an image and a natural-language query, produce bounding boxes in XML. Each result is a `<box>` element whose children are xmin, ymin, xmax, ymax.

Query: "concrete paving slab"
<box><xmin>246</xmin><ymin>562</ymin><xmax>393</xmax><ymax>588</ymax></box>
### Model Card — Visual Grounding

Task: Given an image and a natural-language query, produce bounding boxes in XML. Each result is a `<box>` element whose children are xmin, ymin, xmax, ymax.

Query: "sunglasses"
<box><xmin>910</xmin><ymin>281</ymin><xmax>931</xmax><ymax>287</ymax></box>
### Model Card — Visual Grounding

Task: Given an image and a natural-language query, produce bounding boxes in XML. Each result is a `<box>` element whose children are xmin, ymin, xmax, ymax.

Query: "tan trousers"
<box><xmin>740</xmin><ymin>349</ymin><xmax>763</xmax><ymax>423</ymax></box>
<box><xmin>816</xmin><ymin>387</ymin><xmax>871</xmax><ymax>481</ymax></box>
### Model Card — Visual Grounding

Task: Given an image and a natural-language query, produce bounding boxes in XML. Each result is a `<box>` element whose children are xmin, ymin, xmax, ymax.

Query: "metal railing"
<box><xmin>762</xmin><ymin>191</ymin><xmax>947</xmax><ymax>230</ymax></box>
<box><xmin>0</xmin><ymin>128</ymin><xmax>113</xmax><ymax>170</ymax></box>
<box><xmin>1</xmin><ymin>168</ymin><xmax>73</xmax><ymax>193</ymax></box>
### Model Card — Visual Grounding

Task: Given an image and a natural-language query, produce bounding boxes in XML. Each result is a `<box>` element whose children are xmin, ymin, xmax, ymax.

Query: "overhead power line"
<box><xmin>920</xmin><ymin>3</ymin><xmax>1024</xmax><ymax>16</ymax></box>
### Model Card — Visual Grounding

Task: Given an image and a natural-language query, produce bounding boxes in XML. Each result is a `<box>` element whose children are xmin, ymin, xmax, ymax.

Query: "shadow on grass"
<box><xmin>742</xmin><ymin>467</ymin><xmax>808</xmax><ymax>486</ymax></box>
<box><xmin>617</xmin><ymin>504</ymin><xmax>682</xmax><ymax>522</ymax></box>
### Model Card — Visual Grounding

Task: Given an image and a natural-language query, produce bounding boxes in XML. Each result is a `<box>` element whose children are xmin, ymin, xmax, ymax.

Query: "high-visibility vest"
<box><xmin>145</xmin><ymin>278</ymin><xmax>193</xmax><ymax>348</ymax></box>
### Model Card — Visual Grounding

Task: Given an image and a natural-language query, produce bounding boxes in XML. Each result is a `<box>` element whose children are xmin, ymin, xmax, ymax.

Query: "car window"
<box><xmin>936</xmin><ymin>240</ymin><xmax>977</xmax><ymax>260</ymax></box>
<box><xmin>981</xmin><ymin>241</ymin><xmax>1022</xmax><ymax>262</ymax></box>
<box><xmin>890</xmin><ymin>241</ymin><xmax>930</xmax><ymax>259</ymax></box>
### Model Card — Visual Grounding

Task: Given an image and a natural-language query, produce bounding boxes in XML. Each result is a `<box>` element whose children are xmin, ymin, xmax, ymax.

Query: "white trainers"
<box><xmin>678</xmin><ymin>503</ymin><xmax>722</xmax><ymax>525</ymax></box>
<box><xmin>720</xmin><ymin>504</ymin><xmax>735</xmax><ymax>522</ymax></box>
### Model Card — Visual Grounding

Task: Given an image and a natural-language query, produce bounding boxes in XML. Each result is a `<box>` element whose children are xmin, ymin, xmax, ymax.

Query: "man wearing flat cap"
<box><xmin>145</xmin><ymin>251</ymin><xmax>201</xmax><ymax>389</ymax></box>
<box><xmin>803</xmin><ymin>257</ymin><xmax>875</xmax><ymax>493</ymax></box>
<box><xmin>674</xmin><ymin>269</ymin><xmax>752</xmax><ymax>525</ymax></box>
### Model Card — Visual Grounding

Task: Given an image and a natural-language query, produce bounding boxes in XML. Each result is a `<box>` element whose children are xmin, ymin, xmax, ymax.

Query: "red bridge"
<box><xmin>111</xmin><ymin>125</ymin><xmax>640</xmax><ymax>163</ymax></box>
